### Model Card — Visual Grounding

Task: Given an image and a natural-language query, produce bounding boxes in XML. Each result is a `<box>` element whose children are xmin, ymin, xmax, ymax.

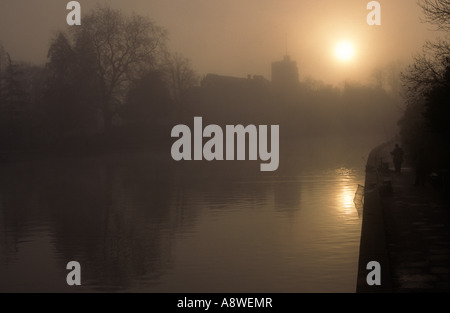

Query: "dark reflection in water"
<box><xmin>0</xmin><ymin>142</ymin><xmax>369</xmax><ymax>292</ymax></box>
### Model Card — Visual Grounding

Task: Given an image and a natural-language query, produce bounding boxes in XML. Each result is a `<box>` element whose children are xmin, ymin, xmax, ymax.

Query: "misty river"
<box><xmin>0</xmin><ymin>137</ymin><xmax>380</xmax><ymax>292</ymax></box>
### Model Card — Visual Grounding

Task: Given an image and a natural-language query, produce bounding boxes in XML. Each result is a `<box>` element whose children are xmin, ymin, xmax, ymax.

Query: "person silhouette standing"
<box><xmin>391</xmin><ymin>144</ymin><xmax>404</xmax><ymax>173</ymax></box>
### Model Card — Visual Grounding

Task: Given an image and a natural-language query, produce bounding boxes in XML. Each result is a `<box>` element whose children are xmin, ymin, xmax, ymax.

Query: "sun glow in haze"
<box><xmin>334</xmin><ymin>41</ymin><xmax>355</xmax><ymax>62</ymax></box>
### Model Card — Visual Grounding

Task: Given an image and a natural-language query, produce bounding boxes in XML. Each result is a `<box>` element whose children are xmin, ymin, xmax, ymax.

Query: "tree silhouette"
<box><xmin>72</xmin><ymin>6</ymin><xmax>168</xmax><ymax>133</ymax></box>
<box><xmin>401</xmin><ymin>39</ymin><xmax>450</xmax><ymax>104</ymax></box>
<box><xmin>0</xmin><ymin>53</ymin><xmax>30</xmax><ymax>147</ymax></box>
<box><xmin>0</xmin><ymin>45</ymin><xmax>6</xmax><ymax>105</ymax></box>
<box><xmin>419</xmin><ymin>0</ymin><xmax>450</xmax><ymax>31</ymax></box>
<box><xmin>163</xmin><ymin>53</ymin><xmax>199</xmax><ymax>108</ymax></box>
<box><xmin>121</xmin><ymin>70</ymin><xmax>173</xmax><ymax>144</ymax></box>
<box><xmin>402</xmin><ymin>1</ymin><xmax>449</xmax><ymax>100</ymax></box>
<box><xmin>423</xmin><ymin>65</ymin><xmax>450</xmax><ymax>137</ymax></box>
<box><xmin>43</xmin><ymin>32</ymin><xmax>100</xmax><ymax>138</ymax></box>
<box><xmin>399</xmin><ymin>0</ymin><xmax>450</xmax><ymax>168</ymax></box>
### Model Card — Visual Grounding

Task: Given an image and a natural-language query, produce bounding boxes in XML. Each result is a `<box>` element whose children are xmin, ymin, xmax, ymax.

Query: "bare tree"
<box><xmin>402</xmin><ymin>1</ymin><xmax>450</xmax><ymax>101</ymax></box>
<box><xmin>418</xmin><ymin>0</ymin><xmax>450</xmax><ymax>31</ymax></box>
<box><xmin>399</xmin><ymin>2</ymin><xmax>450</xmax><ymax>157</ymax></box>
<box><xmin>44</xmin><ymin>32</ymin><xmax>101</xmax><ymax>136</ymax></box>
<box><xmin>370</xmin><ymin>61</ymin><xmax>404</xmax><ymax>95</ymax></box>
<box><xmin>371</xmin><ymin>67</ymin><xmax>384</xmax><ymax>89</ymax></box>
<box><xmin>401</xmin><ymin>39</ymin><xmax>450</xmax><ymax>103</ymax></box>
<box><xmin>73</xmin><ymin>6</ymin><xmax>168</xmax><ymax>132</ymax></box>
<box><xmin>163</xmin><ymin>53</ymin><xmax>199</xmax><ymax>107</ymax></box>
<box><xmin>0</xmin><ymin>44</ymin><xmax>7</xmax><ymax>104</ymax></box>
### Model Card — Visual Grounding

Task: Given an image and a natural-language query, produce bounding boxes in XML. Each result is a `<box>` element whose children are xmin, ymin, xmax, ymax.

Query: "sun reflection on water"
<box><xmin>335</xmin><ymin>167</ymin><xmax>360</xmax><ymax>217</ymax></box>
<box><xmin>338</xmin><ymin>185</ymin><xmax>358</xmax><ymax>215</ymax></box>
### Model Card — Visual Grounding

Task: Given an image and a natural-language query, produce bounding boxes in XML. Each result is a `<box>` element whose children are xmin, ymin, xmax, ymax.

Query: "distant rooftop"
<box><xmin>271</xmin><ymin>55</ymin><xmax>299</xmax><ymax>89</ymax></box>
<box><xmin>201</xmin><ymin>73</ymin><xmax>269</xmax><ymax>89</ymax></box>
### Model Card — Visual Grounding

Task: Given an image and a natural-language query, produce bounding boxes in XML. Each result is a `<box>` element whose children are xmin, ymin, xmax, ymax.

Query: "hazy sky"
<box><xmin>0</xmin><ymin>0</ymin><xmax>444</xmax><ymax>85</ymax></box>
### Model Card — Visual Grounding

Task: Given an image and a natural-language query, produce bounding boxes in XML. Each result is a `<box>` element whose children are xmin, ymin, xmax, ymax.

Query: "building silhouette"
<box><xmin>271</xmin><ymin>55</ymin><xmax>299</xmax><ymax>92</ymax></box>
<box><xmin>200</xmin><ymin>73</ymin><xmax>269</xmax><ymax>90</ymax></box>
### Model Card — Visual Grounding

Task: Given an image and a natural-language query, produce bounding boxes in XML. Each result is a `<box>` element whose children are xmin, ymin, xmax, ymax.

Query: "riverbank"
<box><xmin>357</xmin><ymin>142</ymin><xmax>450</xmax><ymax>292</ymax></box>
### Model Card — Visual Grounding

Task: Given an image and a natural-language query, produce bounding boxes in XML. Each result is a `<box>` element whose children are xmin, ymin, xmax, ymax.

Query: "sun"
<box><xmin>334</xmin><ymin>41</ymin><xmax>355</xmax><ymax>62</ymax></box>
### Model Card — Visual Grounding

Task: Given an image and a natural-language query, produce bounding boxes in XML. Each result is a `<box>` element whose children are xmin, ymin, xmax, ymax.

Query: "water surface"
<box><xmin>0</xmin><ymin>144</ymin><xmax>368</xmax><ymax>292</ymax></box>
